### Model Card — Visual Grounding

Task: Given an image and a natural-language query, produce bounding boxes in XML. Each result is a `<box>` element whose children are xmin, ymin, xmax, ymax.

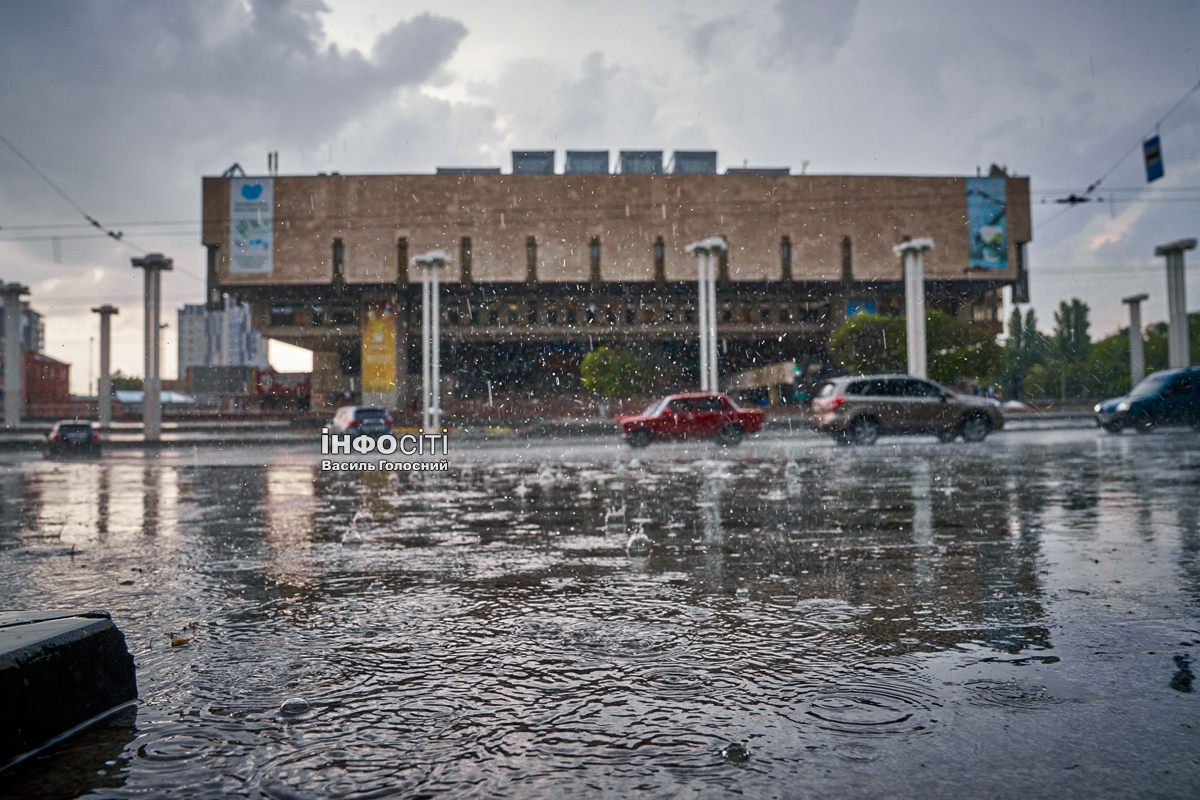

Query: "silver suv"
<box><xmin>810</xmin><ymin>374</ymin><xmax>1004</xmax><ymax>445</ymax></box>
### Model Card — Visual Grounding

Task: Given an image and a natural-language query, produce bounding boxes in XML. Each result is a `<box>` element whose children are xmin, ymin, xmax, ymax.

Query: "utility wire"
<box><xmin>1052</xmin><ymin>77</ymin><xmax>1200</xmax><ymax>209</ymax></box>
<box><xmin>0</xmin><ymin>129</ymin><xmax>145</xmax><ymax>253</ymax></box>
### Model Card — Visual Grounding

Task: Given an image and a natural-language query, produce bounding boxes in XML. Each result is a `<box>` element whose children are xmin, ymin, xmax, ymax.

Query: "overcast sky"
<box><xmin>1</xmin><ymin>0</ymin><xmax>1198</xmax><ymax>393</ymax></box>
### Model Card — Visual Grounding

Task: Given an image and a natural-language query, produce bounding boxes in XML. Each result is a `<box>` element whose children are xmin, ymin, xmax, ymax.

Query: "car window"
<box><xmin>1162</xmin><ymin>377</ymin><xmax>1191</xmax><ymax>397</ymax></box>
<box><xmin>863</xmin><ymin>379</ymin><xmax>895</xmax><ymax>396</ymax></box>
<box><xmin>821</xmin><ymin>382</ymin><xmax>841</xmax><ymax>397</ymax></box>
<box><xmin>900</xmin><ymin>379</ymin><xmax>941</xmax><ymax>397</ymax></box>
<box><xmin>1129</xmin><ymin>374</ymin><xmax>1170</xmax><ymax>398</ymax></box>
<box><xmin>667</xmin><ymin>398</ymin><xmax>693</xmax><ymax>413</ymax></box>
<box><xmin>694</xmin><ymin>396</ymin><xmax>724</xmax><ymax>412</ymax></box>
<box><xmin>355</xmin><ymin>409</ymin><xmax>388</xmax><ymax>419</ymax></box>
<box><xmin>58</xmin><ymin>424</ymin><xmax>92</xmax><ymax>434</ymax></box>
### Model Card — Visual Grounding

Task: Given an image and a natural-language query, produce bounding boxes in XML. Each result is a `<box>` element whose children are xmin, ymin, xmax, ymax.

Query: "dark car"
<box><xmin>616</xmin><ymin>392</ymin><xmax>766</xmax><ymax>448</ymax></box>
<box><xmin>46</xmin><ymin>421</ymin><xmax>101</xmax><ymax>456</ymax></box>
<box><xmin>1094</xmin><ymin>367</ymin><xmax>1200</xmax><ymax>434</ymax></box>
<box><xmin>809</xmin><ymin>374</ymin><xmax>1004</xmax><ymax>445</ymax></box>
<box><xmin>331</xmin><ymin>405</ymin><xmax>394</xmax><ymax>438</ymax></box>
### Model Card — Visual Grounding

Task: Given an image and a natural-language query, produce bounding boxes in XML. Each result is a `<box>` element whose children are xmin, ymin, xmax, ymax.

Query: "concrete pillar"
<box><xmin>1155</xmin><ymin>238</ymin><xmax>1196</xmax><ymax>369</ymax></box>
<box><xmin>686</xmin><ymin>237</ymin><xmax>727</xmax><ymax>392</ymax></box>
<box><xmin>1122</xmin><ymin>294</ymin><xmax>1148</xmax><ymax>386</ymax></box>
<box><xmin>2</xmin><ymin>283</ymin><xmax>29</xmax><ymax>429</ymax></box>
<box><xmin>132</xmin><ymin>254</ymin><xmax>172</xmax><ymax>441</ymax></box>
<box><xmin>414</xmin><ymin>251</ymin><xmax>447</xmax><ymax>431</ymax></box>
<box><xmin>894</xmin><ymin>238</ymin><xmax>935</xmax><ymax>379</ymax></box>
<box><xmin>91</xmin><ymin>305</ymin><xmax>119</xmax><ymax>428</ymax></box>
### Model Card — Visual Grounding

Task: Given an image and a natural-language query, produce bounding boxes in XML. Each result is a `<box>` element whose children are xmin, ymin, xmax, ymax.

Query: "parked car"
<box><xmin>331</xmin><ymin>406</ymin><xmax>394</xmax><ymax>438</ymax></box>
<box><xmin>45</xmin><ymin>421</ymin><xmax>101</xmax><ymax>456</ymax></box>
<box><xmin>809</xmin><ymin>374</ymin><xmax>1004</xmax><ymax>445</ymax></box>
<box><xmin>1094</xmin><ymin>367</ymin><xmax>1200</xmax><ymax>434</ymax></box>
<box><xmin>616</xmin><ymin>392</ymin><xmax>766</xmax><ymax>448</ymax></box>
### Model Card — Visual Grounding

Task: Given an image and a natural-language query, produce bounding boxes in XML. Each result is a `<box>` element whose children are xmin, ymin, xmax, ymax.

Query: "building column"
<box><xmin>2</xmin><ymin>282</ymin><xmax>30</xmax><ymax>429</ymax></box>
<box><xmin>1155</xmin><ymin>238</ymin><xmax>1196</xmax><ymax>369</ymax></box>
<box><xmin>1122</xmin><ymin>294</ymin><xmax>1148</xmax><ymax>386</ymax></box>
<box><xmin>91</xmin><ymin>305</ymin><xmax>119</xmax><ymax>428</ymax></box>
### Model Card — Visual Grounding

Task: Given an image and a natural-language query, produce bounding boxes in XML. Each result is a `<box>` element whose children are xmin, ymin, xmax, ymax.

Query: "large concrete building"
<box><xmin>177</xmin><ymin>299</ymin><xmax>269</xmax><ymax>375</ymax></box>
<box><xmin>201</xmin><ymin>154</ymin><xmax>1030</xmax><ymax>413</ymax></box>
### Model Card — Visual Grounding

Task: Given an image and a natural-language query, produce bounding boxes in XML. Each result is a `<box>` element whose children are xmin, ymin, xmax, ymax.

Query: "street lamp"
<box><xmin>413</xmin><ymin>250</ymin><xmax>447</xmax><ymax>431</ymax></box>
<box><xmin>893</xmin><ymin>238</ymin><xmax>935</xmax><ymax>379</ymax></box>
<box><xmin>686</xmin><ymin>237</ymin><xmax>726</xmax><ymax>392</ymax></box>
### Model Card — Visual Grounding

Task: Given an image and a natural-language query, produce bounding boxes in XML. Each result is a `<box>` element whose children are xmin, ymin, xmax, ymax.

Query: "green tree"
<box><xmin>580</xmin><ymin>347</ymin><xmax>652</xmax><ymax>398</ymax></box>
<box><xmin>110</xmin><ymin>369</ymin><xmax>142</xmax><ymax>390</ymax></box>
<box><xmin>828</xmin><ymin>309</ymin><xmax>1000</xmax><ymax>381</ymax></box>
<box><xmin>1053</xmin><ymin>298</ymin><xmax>1091</xmax><ymax>364</ymax></box>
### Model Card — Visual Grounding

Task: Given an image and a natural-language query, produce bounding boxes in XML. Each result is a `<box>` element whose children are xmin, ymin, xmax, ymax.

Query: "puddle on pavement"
<box><xmin>1</xmin><ymin>433</ymin><xmax>1200</xmax><ymax>797</ymax></box>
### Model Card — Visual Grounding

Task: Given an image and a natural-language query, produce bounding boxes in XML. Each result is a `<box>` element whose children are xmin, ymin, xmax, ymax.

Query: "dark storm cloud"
<box><xmin>0</xmin><ymin>0</ymin><xmax>466</xmax><ymax>159</ymax></box>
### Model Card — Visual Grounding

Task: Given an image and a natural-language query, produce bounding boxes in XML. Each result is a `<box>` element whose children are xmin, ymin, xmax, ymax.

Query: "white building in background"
<box><xmin>177</xmin><ymin>299</ymin><xmax>269</xmax><ymax>374</ymax></box>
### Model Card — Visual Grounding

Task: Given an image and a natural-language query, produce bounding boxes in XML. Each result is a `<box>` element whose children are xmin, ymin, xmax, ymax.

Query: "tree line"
<box><xmin>828</xmin><ymin>303</ymin><xmax>1200</xmax><ymax>400</ymax></box>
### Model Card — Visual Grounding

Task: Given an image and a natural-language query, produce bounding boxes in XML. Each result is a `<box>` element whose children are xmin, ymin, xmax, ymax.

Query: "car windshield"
<box><xmin>643</xmin><ymin>399</ymin><xmax>667</xmax><ymax>416</ymax></box>
<box><xmin>57</xmin><ymin>425</ymin><xmax>91</xmax><ymax>434</ymax></box>
<box><xmin>1128</xmin><ymin>374</ymin><xmax>1170</xmax><ymax>398</ymax></box>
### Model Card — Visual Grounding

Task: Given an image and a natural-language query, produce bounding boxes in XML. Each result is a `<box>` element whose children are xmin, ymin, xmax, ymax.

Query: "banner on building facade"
<box><xmin>966</xmin><ymin>177</ymin><xmax>1007</xmax><ymax>270</ymax></box>
<box><xmin>362</xmin><ymin>301</ymin><xmax>396</xmax><ymax>392</ymax></box>
<box><xmin>230</xmin><ymin>178</ymin><xmax>273</xmax><ymax>274</ymax></box>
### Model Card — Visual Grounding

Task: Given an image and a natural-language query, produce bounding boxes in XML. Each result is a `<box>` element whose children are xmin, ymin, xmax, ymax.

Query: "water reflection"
<box><xmin>1</xmin><ymin>433</ymin><xmax>1198</xmax><ymax>797</ymax></box>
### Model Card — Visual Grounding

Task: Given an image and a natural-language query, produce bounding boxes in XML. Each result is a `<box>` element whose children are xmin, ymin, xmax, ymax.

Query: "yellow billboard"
<box><xmin>362</xmin><ymin>300</ymin><xmax>395</xmax><ymax>392</ymax></box>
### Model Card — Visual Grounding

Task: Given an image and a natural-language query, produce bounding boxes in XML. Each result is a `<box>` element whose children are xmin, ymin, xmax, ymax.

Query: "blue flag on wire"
<box><xmin>1144</xmin><ymin>136</ymin><xmax>1164</xmax><ymax>182</ymax></box>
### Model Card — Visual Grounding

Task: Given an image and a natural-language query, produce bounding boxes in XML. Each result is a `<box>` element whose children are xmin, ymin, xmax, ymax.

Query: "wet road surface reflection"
<box><xmin>1</xmin><ymin>430</ymin><xmax>1199</xmax><ymax>798</ymax></box>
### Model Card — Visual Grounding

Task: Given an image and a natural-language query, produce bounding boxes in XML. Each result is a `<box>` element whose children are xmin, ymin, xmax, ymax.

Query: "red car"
<box><xmin>616</xmin><ymin>393</ymin><xmax>766</xmax><ymax>448</ymax></box>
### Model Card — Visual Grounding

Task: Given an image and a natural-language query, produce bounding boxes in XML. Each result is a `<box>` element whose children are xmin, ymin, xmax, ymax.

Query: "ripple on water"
<box><xmin>965</xmin><ymin>680</ymin><xmax>1074</xmax><ymax>712</ymax></box>
<box><xmin>800</xmin><ymin>680</ymin><xmax>936</xmax><ymax>735</ymax></box>
<box><xmin>259</xmin><ymin>744</ymin><xmax>428</xmax><ymax>800</ymax></box>
<box><xmin>513</xmin><ymin>616</ymin><xmax>691</xmax><ymax>660</ymax></box>
<box><xmin>631</xmin><ymin>665</ymin><xmax>746</xmax><ymax>699</ymax></box>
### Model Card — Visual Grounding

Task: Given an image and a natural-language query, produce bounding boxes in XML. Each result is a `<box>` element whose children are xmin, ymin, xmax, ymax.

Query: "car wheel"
<box><xmin>937</xmin><ymin>429</ymin><xmax>958</xmax><ymax>443</ymax></box>
<box><xmin>629</xmin><ymin>428</ymin><xmax>653</xmax><ymax>449</ymax></box>
<box><xmin>847</xmin><ymin>416</ymin><xmax>879</xmax><ymax>446</ymax></box>
<box><xmin>1135</xmin><ymin>417</ymin><xmax>1157</xmax><ymax>434</ymax></box>
<box><xmin>961</xmin><ymin>414</ymin><xmax>990</xmax><ymax>443</ymax></box>
<box><xmin>716</xmin><ymin>424</ymin><xmax>744</xmax><ymax>447</ymax></box>
<box><xmin>1102</xmin><ymin>422</ymin><xmax>1124</xmax><ymax>435</ymax></box>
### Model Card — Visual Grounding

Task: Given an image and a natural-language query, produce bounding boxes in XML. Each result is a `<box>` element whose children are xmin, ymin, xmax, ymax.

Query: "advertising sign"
<box><xmin>230</xmin><ymin>178</ymin><xmax>273</xmax><ymax>274</ymax></box>
<box><xmin>966</xmin><ymin>177</ymin><xmax>1007</xmax><ymax>270</ymax></box>
<box><xmin>362</xmin><ymin>301</ymin><xmax>396</xmax><ymax>392</ymax></box>
<box><xmin>1144</xmin><ymin>136</ymin><xmax>1164</xmax><ymax>183</ymax></box>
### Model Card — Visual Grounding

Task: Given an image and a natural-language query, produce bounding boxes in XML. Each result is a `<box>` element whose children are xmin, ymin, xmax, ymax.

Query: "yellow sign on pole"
<box><xmin>362</xmin><ymin>300</ymin><xmax>396</xmax><ymax>392</ymax></box>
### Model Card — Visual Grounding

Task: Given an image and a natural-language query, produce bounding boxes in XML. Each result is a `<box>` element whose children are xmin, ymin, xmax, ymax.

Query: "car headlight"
<box><xmin>1094</xmin><ymin>404</ymin><xmax>1101</xmax><ymax>413</ymax></box>
<box><xmin>1116</xmin><ymin>401</ymin><xmax>1129</xmax><ymax>413</ymax></box>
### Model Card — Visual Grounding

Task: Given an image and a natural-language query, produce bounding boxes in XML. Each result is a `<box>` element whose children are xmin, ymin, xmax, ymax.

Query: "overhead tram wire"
<box><xmin>0</xmin><ymin>129</ymin><xmax>146</xmax><ymax>253</ymax></box>
<box><xmin>1043</xmin><ymin>77</ymin><xmax>1200</xmax><ymax>223</ymax></box>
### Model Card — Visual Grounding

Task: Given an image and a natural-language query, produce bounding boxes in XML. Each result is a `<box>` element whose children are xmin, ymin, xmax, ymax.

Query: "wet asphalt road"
<box><xmin>1</xmin><ymin>427</ymin><xmax>1198</xmax><ymax>799</ymax></box>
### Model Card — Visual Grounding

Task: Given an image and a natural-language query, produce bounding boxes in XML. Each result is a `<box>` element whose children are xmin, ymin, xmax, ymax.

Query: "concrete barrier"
<box><xmin>0</xmin><ymin>610</ymin><xmax>137</xmax><ymax>773</ymax></box>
